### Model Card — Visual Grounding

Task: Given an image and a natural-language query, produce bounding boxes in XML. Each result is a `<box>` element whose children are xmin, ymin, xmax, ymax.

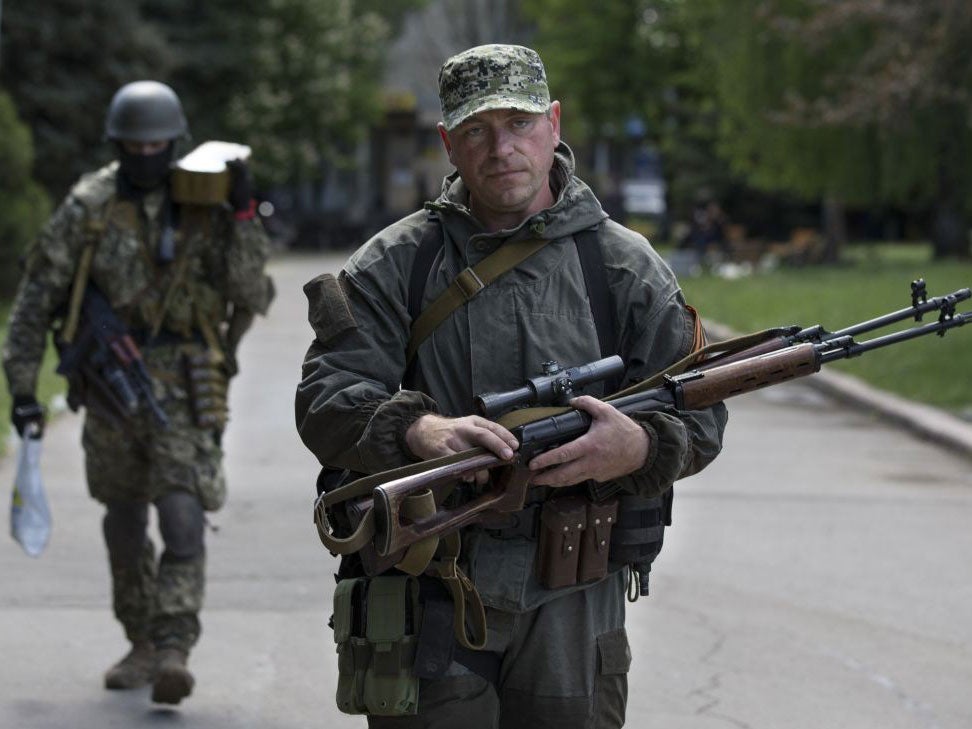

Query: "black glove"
<box><xmin>11</xmin><ymin>395</ymin><xmax>45</xmax><ymax>438</ymax></box>
<box><xmin>226</xmin><ymin>158</ymin><xmax>254</xmax><ymax>213</ymax></box>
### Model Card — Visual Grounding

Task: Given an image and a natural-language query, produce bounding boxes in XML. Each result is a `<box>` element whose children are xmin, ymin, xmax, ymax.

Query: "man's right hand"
<box><xmin>11</xmin><ymin>395</ymin><xmax>45</xmax><ymax>438</ymax></box>
<box><xmin>405</xmin><ymin>413</ymin><xmax>518</xmax><ymax>485</ymax></box>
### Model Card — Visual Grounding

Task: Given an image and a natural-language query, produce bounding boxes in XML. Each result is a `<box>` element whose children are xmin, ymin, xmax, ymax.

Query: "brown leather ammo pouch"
<box><xmin>536</xmin><ymin>495</ymin><xmax>588</xmax><ymax>589</ymax></box>
<box><xmin>577</xmin><ymin>497</ymin><xmax>619</xmax><ymax>584</ymax></box>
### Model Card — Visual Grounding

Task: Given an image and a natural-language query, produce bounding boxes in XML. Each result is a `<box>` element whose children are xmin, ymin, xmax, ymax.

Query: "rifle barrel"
<box><xmin>818</xmin><ymin>311</ymin><xmax>972</xmax><ymax>364</ymax></box>
<box><xmin>821</xmin><ymin>288</ymin><xmax>971</xmax><ymax>342</ymax></box>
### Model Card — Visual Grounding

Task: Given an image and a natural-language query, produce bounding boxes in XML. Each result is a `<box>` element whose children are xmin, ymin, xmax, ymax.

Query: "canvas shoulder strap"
<box><xmin>405</xmin><ymin>232</ymin><xmax>551</xmax><ymax>364</ymax></box>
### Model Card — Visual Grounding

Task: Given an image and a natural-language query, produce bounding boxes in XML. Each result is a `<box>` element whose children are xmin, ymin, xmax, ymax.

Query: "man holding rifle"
<box><xmin>296</xmin><ymin>44</ymin><xmax>727</xmax><ymax>728</ymax></box>
<box><xmin>2</xmin><ymin>81</ymin><xmax>273</xmax><ymax>704</ymax></box>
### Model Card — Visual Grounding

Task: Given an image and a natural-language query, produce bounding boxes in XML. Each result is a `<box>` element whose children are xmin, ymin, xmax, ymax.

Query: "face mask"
<box><xmin>118</xmin><ymin>143</ymin><xmax>174</xmax><ymax>190</ymax></box>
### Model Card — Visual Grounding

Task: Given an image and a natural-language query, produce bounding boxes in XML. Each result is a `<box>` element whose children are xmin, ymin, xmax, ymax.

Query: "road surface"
<box><xmin>2</xmin><ymin>252</ymin><xmax>970</xmax><ymax>728</ymax></box>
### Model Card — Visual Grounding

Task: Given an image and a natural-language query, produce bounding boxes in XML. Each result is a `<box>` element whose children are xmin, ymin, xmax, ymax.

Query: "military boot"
<box><xmin>104</xmin><ymin>641</ymin><xmax>156</xmax><ymax>689</ymax></box>
<box><xmin>151</xmin><ymin>647</ymin><xmax>195</xmax><ymax>705</ymax></box>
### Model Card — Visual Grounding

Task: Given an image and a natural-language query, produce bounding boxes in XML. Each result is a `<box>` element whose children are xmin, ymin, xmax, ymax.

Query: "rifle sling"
<box><xmin>61</xmin><ymin>200</ymin><xmax>115</xmax><ymax>344</ymax></box>
<box><xmin>405</xmin><ymin>236</ymin><xmax>550</xmax><ymax>364</ymax></box>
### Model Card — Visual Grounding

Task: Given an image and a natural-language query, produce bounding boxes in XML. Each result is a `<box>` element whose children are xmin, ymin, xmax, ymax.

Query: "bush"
<box><xmin>0</xmin><ymin>89</ymin><xmax>50</xmax><ymax>299</ymax></box>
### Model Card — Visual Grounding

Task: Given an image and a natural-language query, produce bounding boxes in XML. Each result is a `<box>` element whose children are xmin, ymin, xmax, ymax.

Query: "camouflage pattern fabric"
<box><xmin>438</xmin><ymin>44</ymin><xmax>550</xmax><ymax>130</ymax></box>
<box><xmin>110</xmin><ymin>538</ymin><xmax>158</xmax><ymax>644</ymax></box>
<box><xmin>2</xmin><ymin>161</ymin><xmax>273</xmax><ymax>397</ymax></box>
<box><xmin>82</xmin><ymin>343</ymin><xmax>226</xmax><ymax>511</ymax></box>
<box><xmin>153</xmin><ymin>552</ymin><xmax>205</xmax><ymax>650</ymax></box>
<box><xmin>2</xmin><ymin>160</ymin><xmax>272</xmax><ymax>654</ymax></box>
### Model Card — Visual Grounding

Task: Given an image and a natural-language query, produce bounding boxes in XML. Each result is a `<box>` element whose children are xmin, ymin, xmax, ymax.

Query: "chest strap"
<box><xmin>405</xmin><ymin>235</ymin><xmax>550</xmax><ymax>364</ymax></box>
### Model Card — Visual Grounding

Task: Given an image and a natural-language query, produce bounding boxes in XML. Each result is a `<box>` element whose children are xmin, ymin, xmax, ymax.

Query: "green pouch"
<box><xmin>333</xmin><ymin>578</ymin><xmax>370</xmax><ymax>714</ymax></box>
<box><xmin>363</xmin><ymin>575</ymin><xmax>421</xmax><ymax>716</ymax></box>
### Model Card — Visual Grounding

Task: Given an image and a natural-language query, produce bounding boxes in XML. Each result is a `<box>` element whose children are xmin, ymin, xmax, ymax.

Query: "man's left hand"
<box><xmin>527</xmin><ymin>395</ymin><xmax>649</xmax><ymax>487</ymax></box>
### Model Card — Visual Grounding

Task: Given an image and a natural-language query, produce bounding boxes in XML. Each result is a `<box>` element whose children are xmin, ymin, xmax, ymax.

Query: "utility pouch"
<box><xmin>536</xmin><ymin>495</ymin><xmax>588</xmax><ymax>589</ymax></box>
<box><xmin>183</xmin><ymin>348</ymin><xmax>228</xmax><ymax>431</ymax></box>
<box><xmin>333</xmin><ymin>578</ymin><xmax>371</xmax><ymax>714</ymax></box>
<box><xmin>332</xmin><ymin>575</ymin><xmax>421</xmax><ymax>717</ymax></box>
<box><xmin>577</xmin><ymin>497</ymin><xmax>619</xmax><ymax>584</ymax></box>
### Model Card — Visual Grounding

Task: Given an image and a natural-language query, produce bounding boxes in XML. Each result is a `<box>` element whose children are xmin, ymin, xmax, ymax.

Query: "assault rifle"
<box><xmin>56</xmin><ymin>284</ymin><xmax>170</xmax><ymax>428</ymax></box>
<box><xmin>314</xmin><ymin>281</ymin><xmax>971</xmax><ymax>569</ymax></box>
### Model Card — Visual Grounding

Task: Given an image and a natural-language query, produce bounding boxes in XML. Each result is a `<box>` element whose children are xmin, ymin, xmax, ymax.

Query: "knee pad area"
<box><xmin>103</xmin><ymin>501</ymin><xmax>150</xmax><ymax>565</ymax></box>
<box><xmin>156</xmin><ymin>492</ymin><xmax>205</xmax><ymax>559</ymax></box>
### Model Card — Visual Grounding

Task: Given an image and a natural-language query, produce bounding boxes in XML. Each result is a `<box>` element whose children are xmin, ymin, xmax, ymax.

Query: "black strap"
<box><xmin>408</xmin><ymin>215</ymin><xmax>445</xmax><ymax>323</ymax></box>
<box><xmin>574</xmin><ymin>225</ymin><xmax>620</xmax><ymax>391</ymax></box>
<box><xmin>404</xmin><ymin>215</ymin><xmax>445</xmax><ymax>388</ymax></box>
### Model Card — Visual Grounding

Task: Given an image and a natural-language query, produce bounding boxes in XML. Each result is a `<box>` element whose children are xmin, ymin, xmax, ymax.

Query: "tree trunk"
<box><xmin>820</xmin><ymin>194</ymin><xmax>847</xmax><ymax>263</ymax></box>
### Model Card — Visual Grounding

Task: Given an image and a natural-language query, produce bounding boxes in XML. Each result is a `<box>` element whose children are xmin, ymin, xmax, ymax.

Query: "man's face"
<box><xmin>438</xmin><ymin>102</ymin><xmax>561</xmax><ymax>228</ymax></box>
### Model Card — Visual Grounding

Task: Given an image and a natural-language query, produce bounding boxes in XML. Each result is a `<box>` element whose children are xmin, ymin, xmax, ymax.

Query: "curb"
<box><xmin>704</xmin><ymin>322</ymin><xmax>972</xmax><ymax>462</ymax></box>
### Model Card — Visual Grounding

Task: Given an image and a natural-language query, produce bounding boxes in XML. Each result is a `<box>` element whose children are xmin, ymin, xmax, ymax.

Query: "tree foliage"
<box><xmin>2</xmin><ymin>0</ymin><xmax>423</xmax><ymax>196</ymax></box>
<box><xmin>0</xmin><ymin>91</ymin><xmax>51</xmax><ymax>298</ymax></box>
<box><xmin>1</xmin><ymin>0</ymin><xmax>169</xmax><ymax>197</ymax></box>
<box><xmin>688</xmin><ymin>0</ymin><xmax>972</xmax><ymax>258</ymax></box>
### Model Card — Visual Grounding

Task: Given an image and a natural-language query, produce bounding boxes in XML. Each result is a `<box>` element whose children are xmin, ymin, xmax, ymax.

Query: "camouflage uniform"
<box><xmin>2</xmin><ymin>161</ymin><xmax>273</xmax><ymax>652</ymax></box>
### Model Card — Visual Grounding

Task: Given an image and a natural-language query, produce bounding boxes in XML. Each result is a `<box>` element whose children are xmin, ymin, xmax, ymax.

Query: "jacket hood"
<box><xmin>429</xmin><ymin>141</ymin><xmax>607</xmax><ymax>241</ymax></box>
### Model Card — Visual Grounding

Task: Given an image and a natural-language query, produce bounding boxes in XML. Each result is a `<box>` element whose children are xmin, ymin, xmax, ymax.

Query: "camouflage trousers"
<box><xmin>83</xmin><ymin>398</ymin><xmax>223</xmax><ymax>652</ymax></box>
<box><xmin>101</xmin><ymin>494</ymin><xmax>206</xmax><ymax>651</ymax></box>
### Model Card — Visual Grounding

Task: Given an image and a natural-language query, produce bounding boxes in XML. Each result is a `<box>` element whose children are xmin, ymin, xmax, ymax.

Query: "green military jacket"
<box><xmin>2</xmin><ymin>161</ymin><xmax>273</xmax><ymax>399</ymax></box>
<box><xmin>297</xmin><ymin>144</ymin><xmax>727</xmax><ymax>611</ymax></box>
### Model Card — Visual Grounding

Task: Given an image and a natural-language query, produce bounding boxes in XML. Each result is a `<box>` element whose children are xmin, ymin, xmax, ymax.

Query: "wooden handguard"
<box><xmin>670</xmin><ymin>342</ymin><xmax>822</xmax><ymax>410</ymax></box>
<box><xmin>373</xmin><ymin>457</ymin><xmax>531</xmax><ymax>557</ymax></box>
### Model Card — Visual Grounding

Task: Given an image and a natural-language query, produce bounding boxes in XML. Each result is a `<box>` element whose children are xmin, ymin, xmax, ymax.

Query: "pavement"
<box><xmin>704</xmin><ymin>321</ymin><xmax>972</xmax><ymax>461</ymax></box>
<box><xmin>2</xmin><ymin>252</ymin><xmax>971</xmax><ymax>728</ymax></box>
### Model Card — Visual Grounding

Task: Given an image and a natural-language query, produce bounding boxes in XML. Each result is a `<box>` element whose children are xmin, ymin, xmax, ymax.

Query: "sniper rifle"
<box><xmin>314</xmin><ymin>281</ymin><xmax>972</xmax><ymax>569</ymax></box>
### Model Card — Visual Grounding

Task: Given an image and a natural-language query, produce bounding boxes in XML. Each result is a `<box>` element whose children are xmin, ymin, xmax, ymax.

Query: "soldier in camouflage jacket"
<box><xmin>2</xmin><ymin>81</ymin><xmax>273</xmax><ymax>705</ymax></box>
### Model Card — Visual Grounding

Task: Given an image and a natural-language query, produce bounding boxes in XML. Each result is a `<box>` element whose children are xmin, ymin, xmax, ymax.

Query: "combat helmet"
<box><xmin>104</xmin><ymin>81</ymin><xmax>189</xmax><ymax>142</ymax></box>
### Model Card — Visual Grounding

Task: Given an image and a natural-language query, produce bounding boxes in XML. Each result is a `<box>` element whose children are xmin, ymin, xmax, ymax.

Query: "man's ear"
<box><xmin>437</xmin><ymin>122</ymin><xmax>454</xmax><ymax>163</ymax></box>
<box><xmin>548</xmin><ymin>100</ymin><xmax>562</xmax><ymax>146</ymax></box>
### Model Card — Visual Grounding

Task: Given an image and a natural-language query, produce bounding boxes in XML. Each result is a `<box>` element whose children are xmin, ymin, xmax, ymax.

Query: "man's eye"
<box><xmin>511</xmin><ymin>118</ymin><xmax>532</xmax><ymax>130</ymax></box>
<box><xmin>464</xmin><ymin>126</ymin><xmax>485</xmax><ymax>138</ymax></box>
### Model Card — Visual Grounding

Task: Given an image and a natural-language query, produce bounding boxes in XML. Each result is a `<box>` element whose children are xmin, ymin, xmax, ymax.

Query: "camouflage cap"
<box><xmin>438</xmin><ymin>44</ymin><xmax>550</xmax><ymax>131</ymax></box>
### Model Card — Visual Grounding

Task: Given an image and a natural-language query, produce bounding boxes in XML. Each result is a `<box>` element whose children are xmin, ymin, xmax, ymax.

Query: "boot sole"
<box><xmin>151</xmin><ymin>668</ymin><xmax>195</xmax><ymax>705</ymax></box>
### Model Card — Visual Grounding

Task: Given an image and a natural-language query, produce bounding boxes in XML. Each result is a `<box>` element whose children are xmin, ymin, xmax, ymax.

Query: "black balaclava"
<box><xmin>117</xmin><ymin>142</ymin><xmax>175</xmax><ymax>191</ymax></box>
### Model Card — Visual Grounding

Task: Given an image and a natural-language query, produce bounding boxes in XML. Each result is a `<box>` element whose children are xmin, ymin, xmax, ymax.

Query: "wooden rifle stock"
<box><xmin>373</xmin><ymin>455</ymin><xmax>529</xmax><ymax>556</ymax></box>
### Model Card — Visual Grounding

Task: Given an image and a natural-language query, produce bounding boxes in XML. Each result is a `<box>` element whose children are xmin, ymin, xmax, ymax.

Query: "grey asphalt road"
<box><xmin>2</xmin><ymin>252</ymin><xmax>970</xmax><ymax>729</ymax></box>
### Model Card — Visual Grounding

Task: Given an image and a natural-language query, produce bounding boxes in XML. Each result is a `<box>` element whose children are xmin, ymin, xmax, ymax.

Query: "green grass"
<box><xmin>677</xmin><ymin>243</ymin><xmax>972</xmax><ymax>414</ymax></box>
<box><xmin>0</xmin><ymin>302</ymin><xmax>67</xmax><ymax>456</ymax></box>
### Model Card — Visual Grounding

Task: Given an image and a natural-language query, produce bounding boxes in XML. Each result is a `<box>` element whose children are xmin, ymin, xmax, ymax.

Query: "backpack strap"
<box><xmin>60</xmin><ymin>198</ymin><xmax>116</xmax><ymax>344</ymax></box>
<box><xmin>574</xmin><ymin>224</ymin><xmax>621</xmax><ymax>392</ymax></box>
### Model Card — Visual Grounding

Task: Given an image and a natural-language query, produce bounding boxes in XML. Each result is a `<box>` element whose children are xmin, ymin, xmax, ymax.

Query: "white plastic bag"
<box><xmin>10</xmin><ymin>427</ymin><xmax>51</xmax><ymax>557</ymax></box>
